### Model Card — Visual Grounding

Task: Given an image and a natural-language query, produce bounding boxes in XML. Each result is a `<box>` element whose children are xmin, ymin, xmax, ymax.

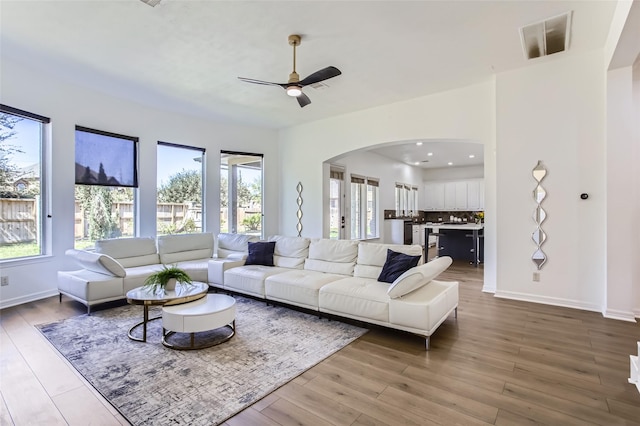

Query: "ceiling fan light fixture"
<box><xmin>286</xmin><ymin>86</ymin><xmax>302</xmax><ymax>97</ymax></box>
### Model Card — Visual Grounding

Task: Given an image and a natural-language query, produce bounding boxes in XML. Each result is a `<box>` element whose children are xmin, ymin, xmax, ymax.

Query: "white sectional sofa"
<box><xmin>58</xmin><ymin>233</ymin><xmax>217</xmax><ymax>313</ymax></box>
<box><xmin>58</xmin><ymin>232</ymin><xmax>458</xmax><ymax>349</ymax></box>
<box><xmin>212</xmin><ymin>235</ymin><xmax>458</xmax><ymax>349</ymax></box>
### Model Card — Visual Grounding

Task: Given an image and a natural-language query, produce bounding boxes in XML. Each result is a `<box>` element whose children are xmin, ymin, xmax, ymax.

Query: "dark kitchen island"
<box><xmin>424</xmin><ymin>223</ymin><xmax>484</xmax><ymax>266</ymax></box>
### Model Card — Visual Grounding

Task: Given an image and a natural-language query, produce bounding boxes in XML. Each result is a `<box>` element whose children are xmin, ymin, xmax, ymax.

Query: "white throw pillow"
<box><xmin>387</xmin><ymin>256</ymin><xmax>452</xmax><ymax>299</ymax></box>
<box><xmin>66</xmin><ymin>249</ymin><xmax>126</xmax><ymax>277</ymax></box>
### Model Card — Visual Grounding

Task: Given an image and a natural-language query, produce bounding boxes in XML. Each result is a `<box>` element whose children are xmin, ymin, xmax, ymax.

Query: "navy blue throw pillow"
<box><xmin>377</xmin><ymin>249</ymin><xmax>421</xmax><ymax>283</ymax></box>
<box><xmin>245</xmin><ymin>241</ymin><xmax>276</xmax><ymax>266</ymax></box>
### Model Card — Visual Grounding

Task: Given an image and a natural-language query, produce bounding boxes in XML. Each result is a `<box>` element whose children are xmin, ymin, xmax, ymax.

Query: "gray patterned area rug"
<box><xmin>38</xmin><ymin>296</ymin><xmax>367</xmax><ymax>426</ymax></box>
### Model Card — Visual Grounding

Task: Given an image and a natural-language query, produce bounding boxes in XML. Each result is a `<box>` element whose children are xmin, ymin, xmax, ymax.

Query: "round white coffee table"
<box><xmin>161</xmin><ymin>293</ymin><xmax>236</xmax><ymax>350</ymax></box>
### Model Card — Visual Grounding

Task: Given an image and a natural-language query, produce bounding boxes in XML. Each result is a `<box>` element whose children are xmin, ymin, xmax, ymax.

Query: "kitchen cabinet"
<box><xmin>455</xmin><ymin>181</ymin><xmax>467</xmax><ymax>209</ymax></box>
<box><xmin>444</xmin><ymin>182</ymin><xmax>457</xmax><ymax>210</ymax></box>
<box><xmin>467</xmin><ymin>180</ymin><xmax>484</xmax><ymax>210</ymax></box>
<box><xmin>412</xmin><ymin>224</ymin><xmax>421</xmax><ymax>245</ymax></box>
<box><xmin>424</xmin><ymin>183</ymin><xmax>445</xmax><ymax>211</ymax></box>
<box><xmin>424</xmin><ymin>179</ymin><xmax>484</xmax><ymax>211</ymax></box>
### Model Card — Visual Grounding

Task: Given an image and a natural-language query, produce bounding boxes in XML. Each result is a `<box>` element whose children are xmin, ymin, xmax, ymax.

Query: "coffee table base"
<box><xmin>162</xmin><ymin>321</ymin><xmax>235</xmax><ymax>350</ymax></box>
<box><xmin>127</xmin><ymin>306</ymin><xmax>161</xmax><ymax>342</ymax></box>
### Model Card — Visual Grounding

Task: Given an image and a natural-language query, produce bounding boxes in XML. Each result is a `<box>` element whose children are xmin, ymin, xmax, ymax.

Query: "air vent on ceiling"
<box><xmin>519</xmin><ymin>11</ymin><xmax>572</xmax><ymax>60</ymax></box>
<box><xmin>309</xmin><ymin>82</ymin><xmax>330</xmax><ymax>91</ymax></box>
<box><xmin>139</xmin><ymin>0</ymin><xmax>162</xmax><ymax>7</ymax></box>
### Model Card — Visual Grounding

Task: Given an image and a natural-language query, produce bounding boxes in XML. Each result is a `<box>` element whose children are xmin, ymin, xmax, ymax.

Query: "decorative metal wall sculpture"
<box><xmin>532</xmin><ymin>161</ymin><xmax>547</xmax><ymax>269</ymax></box>
<box><xmin>296</xmin><ymin>182</ymin><xmax>303</xmax><ymax>237</ymax></box>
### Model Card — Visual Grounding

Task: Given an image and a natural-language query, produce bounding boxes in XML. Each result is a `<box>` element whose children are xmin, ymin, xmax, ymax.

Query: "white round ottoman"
<box><xmin>161</xmin><ymin>293</ymin><xmax>236</xmax><ymax>350</ymax></box>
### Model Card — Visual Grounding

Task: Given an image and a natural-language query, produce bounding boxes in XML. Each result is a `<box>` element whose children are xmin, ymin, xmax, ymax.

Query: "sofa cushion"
<box><xmin>224</xmin><ymin>265</ymin><xmax>290</xmax><ymax>298</ymax></box>
<box><xmin>65</xmin><ymin>249</ymin><xmax>126</xmax><ymax>278</ymax></box>
<box><xmin>265</xmin><ymin>270</ymin><xmax>344</xmax><ymax>311</ymax></box>
<box><xmin>305</xmin><ymin>239</ymin><xmax>358</xmax><ymax>275</ymax></box>
<box><xmin>355</xmin><ymin>243</ymin><xmax>422</xmax><ymax>279</ymax></box>
<box><xmin>57</xmin><ymin>269</ymin><xmax>124</xmax><ymax>303</ymax></box>
<box><xmin>387</xmin><ymin>256</ymin><xmax>452</xmax><ymax>298</ymax></box>
<box><xmin>95</xmin><ymin>237</ymin><xmax>160</xmax><ymax>268</ymax></box>
<box><xmin>172</xmin><ymin>259</ymin><xmax>210</xmax><ymax>283</ymax></box>
<box><xmin>319</xmin><ymin>277</ymin><xmax>390</xmax><ymax>322</ymax></box>
<box><xmin>158</xmin><ymin>232</ymin><xmax>213</xmax><ymax>264</ymax></box>
<box><xmin>270</xmin><ymin>235</ymin><xmax>310</xmax><ymax>258</ymax></box>
<box><xmin>269</xmin><ymin>235</ymin><xmax>310</xmax><ymax>269</ymax></box>
<box><xmin>245</xmin><ymin>241</ymin><xmax>276</xmax><ymax>266</ymax></box>
<box><xmin>122</xmin><ymin>264</ymin><xmax>165</xmax><ymax>293</ymax></box>
<box><xmin>216</xmin><ymin>233</ymin><xmax>259</xmax><ymax>257</ymax></box>
<box><xmin>378</xmin><ymin>250</ymin><xmax>421</xmax><ymax>283</ymax></box>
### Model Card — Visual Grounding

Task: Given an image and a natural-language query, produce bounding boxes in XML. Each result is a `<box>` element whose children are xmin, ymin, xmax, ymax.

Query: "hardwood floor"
<box><xmin>1</xmin><ymin>261</ymin><xmax>639</xmax><ymax>425</ymax></box>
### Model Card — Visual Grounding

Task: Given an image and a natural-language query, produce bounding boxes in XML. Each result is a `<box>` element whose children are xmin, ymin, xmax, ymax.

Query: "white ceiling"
<box><xmin>1</xmin><ymin>0</ymin><xmax>618</xmax><ymax>134</ymax></box>
<box><xmin>368</xmin><ymin>140</ymin><xmax>484</xmax><ymax>170</ymax></box>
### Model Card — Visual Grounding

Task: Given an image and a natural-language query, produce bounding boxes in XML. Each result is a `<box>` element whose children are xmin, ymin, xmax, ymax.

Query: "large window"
<box><xmin>74</xmin><ymin>126</ymin><xmax>138</xmax><ymax>249</ymax></box>
<box><xmin>0</xmin><ymin>105</ymin><xmax>49</xmax><ymax>260</ymax></box>
<box><xmin>350</xmin><ymin>175</ymin><xmax>379</xmax><ymax>240</ymax></box>
<box><xmin>220</xmin><ymin>151</ymin><xmax>263</xmax><ymax>237</ymax></box>
<box><xmin>157</xmin><ymin>142</ymin><xmax>205</xmax><ymax>235</ymax></box>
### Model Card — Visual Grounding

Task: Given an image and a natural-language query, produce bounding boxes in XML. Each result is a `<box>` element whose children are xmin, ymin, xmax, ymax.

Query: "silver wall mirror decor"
<box><xmin>531</xmin><ymin>160</ymin><xmax>547</xmax><ymax>270</ymax></box>
<box><xmin>296</xmin><ymin>182</ymin><xmax>303</xmax><ymax>236</ymax></box>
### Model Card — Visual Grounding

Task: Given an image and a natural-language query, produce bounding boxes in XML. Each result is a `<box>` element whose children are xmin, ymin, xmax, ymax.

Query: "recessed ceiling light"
<box><xmin>416</xmin><ymin>142</ymin><xmax>423</xmax><ymax>146</ymax></box>
<box><xmin>427</xmin><ymin>152</ymin><xmax>433</xmax><ymax>156</ymax></box>
<box><xmin>469</xmin><ymin>154</ymin><xmax>475</xmax><ymax>158</ymax></box>
<box><xmin>414</xmin><ymin>162</ymin><xmax>420</xmax><ymax>166</ymax></box>
<box><xmin>448</xmin><ymin>162</ymin><xmax>453</xmax><ymax>166</ymax></box>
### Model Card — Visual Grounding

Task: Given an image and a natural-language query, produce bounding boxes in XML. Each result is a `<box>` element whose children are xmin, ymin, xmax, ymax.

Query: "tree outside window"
<box><xmin>0</xmin><ymin>106</ymin><xmax>48</xmax><ymax>260</ymax></box>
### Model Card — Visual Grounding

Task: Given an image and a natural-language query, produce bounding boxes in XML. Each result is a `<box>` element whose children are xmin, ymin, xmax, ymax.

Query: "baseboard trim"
<box><xmin>482</xmin><ymin>284</ymin><xmax>496</xmax><ymax>293</ymax></box>
<box><xmin>494</xmin><ymin>290</ymin><xmax>601</xmax><ymax>314</ymax></box>
<box><xmin>604</xmin><ymin>309</ymin><xmax>637</xmax><ymax>323</ymax></box>
<box><xmin>0</xmin><ymin>289</ymin><xmax>58</xmax><ymax>310</ymax></box>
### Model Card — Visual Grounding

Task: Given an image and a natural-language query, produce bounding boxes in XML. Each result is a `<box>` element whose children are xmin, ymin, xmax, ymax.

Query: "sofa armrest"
<box><xmin>65</xmin><ymin>249</ymin><xmax>126</xmax><ymax>278</ymax></box>
<box><xmin>226</xmin><ymin>252</ymin><xmax>248</xmax><ymax>261</ymax></box>
<box><xmin>208</xmin><ymin>258</ymin><xmax>246</xmax><ymax>286</ymax></box>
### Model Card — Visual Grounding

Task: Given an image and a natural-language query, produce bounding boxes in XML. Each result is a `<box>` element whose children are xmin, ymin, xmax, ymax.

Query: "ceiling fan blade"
<box><xmin>238</xmin><ymin>77</ymin><xmax>286</xmax><ymax>88</ymax></box>
<box><xmin>297</xmin><ymin>93</ymin><xmax>311</xmax><ymax>108</ymax></box>
<box><xmin>299</xmin><ymin>66</ymin><xmax>341</xmax><ymax>87</ymax></box>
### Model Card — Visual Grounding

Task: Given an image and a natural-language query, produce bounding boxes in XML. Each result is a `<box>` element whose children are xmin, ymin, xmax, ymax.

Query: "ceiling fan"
<box><xmin>238</xmin><ymin>34</ymin><xmax>342</xmax><ymax>108</ymax></box>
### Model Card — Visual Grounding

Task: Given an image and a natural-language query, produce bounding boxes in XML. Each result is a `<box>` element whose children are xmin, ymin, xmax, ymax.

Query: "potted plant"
<box><xmin>143</xmin><ymin>264</ymin><xmax>192</xmax><ymax>294</ymax></box>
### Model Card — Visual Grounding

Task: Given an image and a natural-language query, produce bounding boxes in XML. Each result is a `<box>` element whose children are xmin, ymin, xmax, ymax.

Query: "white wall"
<box><xmin>606</xmin><ymin>65</ymin><xmax>639</xmax><ymax>321</ymax></box>
<box><xmin>0</xmin><ymin>58</ymin><xmax>278</xmax><ymax>309</ymax></box>
<box><xmin>495</xmin><ymin>50</ymin><xmax>607</xmax><ymax>313</ymax></box>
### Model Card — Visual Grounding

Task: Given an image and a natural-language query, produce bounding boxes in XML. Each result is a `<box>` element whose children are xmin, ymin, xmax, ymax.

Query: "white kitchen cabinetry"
<box><xmin>444</xmin><ymin>182</ymin><xmax>457</xmax><ymax>210</ymax></box>
<box><xmin>424</xmin><ymin>183</ymin><xmax>445</xmax><ymax>211</ymax></box>
<box><xmin>424</xmin><ymin>179</ymin><xmax>484</xmax><ymax>211</ymax></box>
<box><xmin>467</xmin><ymin>180</ymin><xmax>484</xmax><ymax>210</ymax></box>
<box><xmin>412</xmin><ymin>225</ymin><xmax>420</xmax><ymax>245</ymax></box>
<box><xmin>455</xmin><ymin>182</ymin><xmax>467</xmax><ymax>210</ymax></box>
<box><xmin>412</xmin><ymin>224</ymin><xmax>430</xmax><ymax>247</ymax></box>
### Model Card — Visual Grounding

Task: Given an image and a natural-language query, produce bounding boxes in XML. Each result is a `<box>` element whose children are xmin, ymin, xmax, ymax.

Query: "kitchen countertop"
<box><xmin>425</xmin><ymin>223</ymin><xmax>484</xmax><ymax>230</ymax></box>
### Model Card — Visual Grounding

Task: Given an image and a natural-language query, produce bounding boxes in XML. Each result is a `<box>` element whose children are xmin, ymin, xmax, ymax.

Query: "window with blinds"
<box><xmin>395</xmin><ymin>182</ymin><xmax>419</xmax><ymax>217</ymax></box>
<box><xmin>351</xmin><ymin>175</ymin><xmax>379</xmax><ymax>240</ymax></box>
